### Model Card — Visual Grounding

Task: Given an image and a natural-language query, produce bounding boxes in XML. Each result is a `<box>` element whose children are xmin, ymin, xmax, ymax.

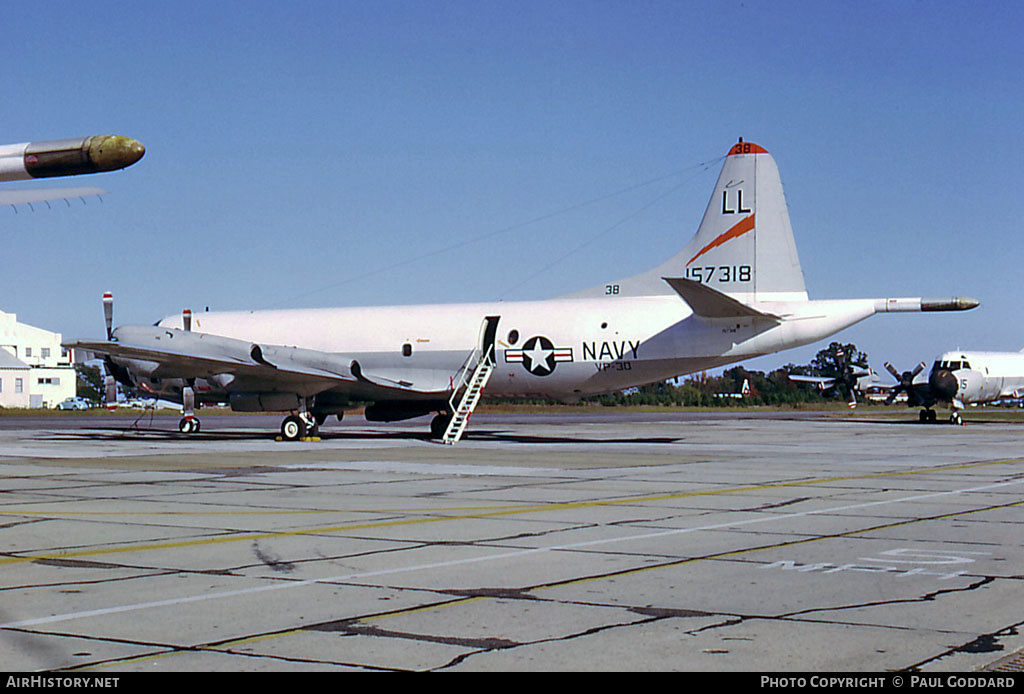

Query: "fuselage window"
<box><xmin>402</xmin><ymin>343</ymin><xmax>412</xmax><ymax>357</ymax></box>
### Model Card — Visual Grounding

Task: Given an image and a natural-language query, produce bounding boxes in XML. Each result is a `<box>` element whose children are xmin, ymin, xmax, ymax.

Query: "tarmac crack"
<box><xmin>777</xmin><ymin>575</ymin><xmax>997</xmax><ymax>622</ymax></box>
<box><xmin>252</xmin><ymin>541</ymin><xmax>296</xmax><ymax>573</ymax></box>
<box><xmin>908</xmin><ymin>621</ymin><xmax>1024</xmax><ymax>670</ymax></box>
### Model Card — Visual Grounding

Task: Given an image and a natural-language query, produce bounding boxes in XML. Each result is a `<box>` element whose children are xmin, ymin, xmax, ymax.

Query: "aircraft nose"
<box><xmin>929</xmin><ymin>369</ymin><xmax>958</xmax><ymax>402</ymax></box>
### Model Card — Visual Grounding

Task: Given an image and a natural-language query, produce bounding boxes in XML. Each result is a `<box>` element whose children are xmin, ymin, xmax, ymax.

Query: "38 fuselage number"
<box><xmin>685</xmin><ymin>265</ymin><xmax>751</xmax><ymax>283</ymax></box>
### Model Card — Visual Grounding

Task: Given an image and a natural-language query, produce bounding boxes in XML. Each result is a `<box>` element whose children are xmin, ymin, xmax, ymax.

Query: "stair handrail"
<box><xmin>447</xmin><ymin>317</ymin><xmax>497</xmax><ymax>412</ymax></box>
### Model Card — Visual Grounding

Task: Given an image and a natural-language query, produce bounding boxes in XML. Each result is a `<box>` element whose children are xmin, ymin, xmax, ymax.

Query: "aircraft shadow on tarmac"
<box><xmin>829</xmin><ymin>416</ymin><xmax>1015</xmax><ymax>426</ymax></box>
<box><xmin>41</xmin><ymin>426</ymin><xmax>684</xmax><ymax>446</ymax></box>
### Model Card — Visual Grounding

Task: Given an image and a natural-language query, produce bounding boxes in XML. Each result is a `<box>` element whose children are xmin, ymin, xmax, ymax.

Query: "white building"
<box><xmin>0</xmin><ymin>310</ymin><xmax>77</xmax><ymax>408</ymax></box>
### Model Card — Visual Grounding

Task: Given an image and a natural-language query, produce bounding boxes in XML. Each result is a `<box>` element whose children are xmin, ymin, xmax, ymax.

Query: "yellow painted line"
<box><xmin>2</xmin><ymin>457</ymin><xmax>1021</xmax><ymax>569</ymax></box>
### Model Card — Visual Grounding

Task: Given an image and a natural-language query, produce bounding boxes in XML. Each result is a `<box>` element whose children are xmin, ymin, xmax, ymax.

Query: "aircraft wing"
<box><xmin>786</xmin><ymin>374</ymin><xmax>836</xmax><ymax>390</ymax></box>
<box><xmin>68</xmin><ymin>326</ymin><xmax>452</xmax><ymax>397</ymax></box>
<box><xmin>1000</xmin><ymin>385</ymin><xmax>1024</xmax><ymax>400</ymax></box>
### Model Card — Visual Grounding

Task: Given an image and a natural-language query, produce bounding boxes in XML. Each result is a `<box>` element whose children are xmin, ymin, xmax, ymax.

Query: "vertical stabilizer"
<box><xmin>570</xmin><ymin>140</ymin><xmax>808</xmax><ymax>302</ymax></box>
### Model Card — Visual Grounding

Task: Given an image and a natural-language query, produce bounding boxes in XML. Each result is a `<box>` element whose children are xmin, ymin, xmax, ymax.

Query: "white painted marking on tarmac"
<box><xmin>2</xmin><ymin>477</ymin><xmax>1021</xmax><ymax>630</ymax></box>
<box><xmin>282</xmin><ymin>461</ymin><xmax>612</xmax><ymax>478</ymax></box>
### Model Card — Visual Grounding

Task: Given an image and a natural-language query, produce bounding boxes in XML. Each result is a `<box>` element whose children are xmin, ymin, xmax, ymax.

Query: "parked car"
<box><xmin>55</xmin><ymin>397</ymin><xmax>91</xmax><ymax>411</ymax></box>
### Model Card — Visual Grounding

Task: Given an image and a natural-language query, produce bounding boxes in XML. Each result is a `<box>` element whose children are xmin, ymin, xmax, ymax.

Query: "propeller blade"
<box><xmin>884</xmin><ymin>361</ymin><xmax>901</xmax><ymax>380</ymax></box>
<box><xmin>103</xmin><ymin>292</ymin><xmax>114</xmax><ymax>340</ymax></box>
<box><xmin>104</xmin><ymin>374</ymin><xmax>117</xmax><ymax>410</ymax></box>
<box><xmin>182</xmin><ymin>308</ymin><xmax>192</xmax><ymax>332</ymax></box>
<box><xmin>910</xmin><ymin>361</ymin><xmax>926</xmax><ymax>379</ymax></box>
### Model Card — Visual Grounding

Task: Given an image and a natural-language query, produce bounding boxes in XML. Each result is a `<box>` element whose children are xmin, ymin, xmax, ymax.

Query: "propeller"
<box><xmin>884</xmin><ymin>361</ymin><xmax>926</xmax><ymax>405</ymax></box>
<box><xmin>100</xmin><ymin>291</ymin><xmax>132</xmax><ymax>410</ymax></box>
<box><xmin>831</xmin><ymin>348</ymin><xmax>869</xmax><ymax>407</ymax></box>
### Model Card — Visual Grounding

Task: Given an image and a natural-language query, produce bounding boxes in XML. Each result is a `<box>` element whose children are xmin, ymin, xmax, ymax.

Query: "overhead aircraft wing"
<box><xmin>0</xmin><ymin>186</ymin><xmax>106</xmax><ymax>207</ymax></box>
<box><xmin>662</xmin><ymin>277</ymin><xmax>781</xmax><ymax>320</ymax></box>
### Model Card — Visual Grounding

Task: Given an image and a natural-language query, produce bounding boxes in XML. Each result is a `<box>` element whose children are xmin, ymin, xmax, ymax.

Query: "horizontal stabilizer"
<box><xmin>663</xmin><ymin>277</ymin><xmax>780</xmax><ymax>320</ymax></box>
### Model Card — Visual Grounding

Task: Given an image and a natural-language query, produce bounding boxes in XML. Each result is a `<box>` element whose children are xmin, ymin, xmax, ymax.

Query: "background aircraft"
<box><xmin>69</xmin><ymin>140</ymin><xmax>977</xmax><ymax>443</ymax></box>
<box><xmin>787</xmin><ymin>359</ymin><xmax>882</xmax><ymax>408</ymax></box>
<box><xmin>885</xmin><ymin>350</ymin><xmax>1024</xmax><ymax>424</ymax></box>
<box><xmin>0</xmin><ymin>135</ymin><xmax>144</xmax><ymax>208</ymax></box>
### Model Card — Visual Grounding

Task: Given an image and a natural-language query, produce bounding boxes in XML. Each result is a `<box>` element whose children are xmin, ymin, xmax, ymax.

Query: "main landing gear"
<box><xmin>918</xmin><ymin>409</ymin><xmax>964</xmax><ymax>425</ymax></box>
<box><xmin>280</xmin><ymin>412</ymin><xmax>319</xmax><ymax>441</ymax></box>
<box><xmin>279</xmin><ymin>410</ymin><xmax>332</xmax><ymax>441</ymax></box>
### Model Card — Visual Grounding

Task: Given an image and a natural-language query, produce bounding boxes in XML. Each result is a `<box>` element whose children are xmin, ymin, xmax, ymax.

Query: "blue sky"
<box><xmin>2</xmin><ymin>1</ymin><xmax>1021</xmax><ymax>376</ymax></box>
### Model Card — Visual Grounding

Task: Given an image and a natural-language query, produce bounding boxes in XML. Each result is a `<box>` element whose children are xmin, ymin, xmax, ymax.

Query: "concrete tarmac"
<box><xmin>1</xmin><ymin>410</ymin><xmax>1022</xmax><ymax>672</ymax></box>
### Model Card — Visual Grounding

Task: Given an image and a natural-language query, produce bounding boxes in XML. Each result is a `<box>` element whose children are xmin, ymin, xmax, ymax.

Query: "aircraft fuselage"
<box><xmin>128</xmin><ymin>295</ymin><xmax>882</xmax><ymax>405</ymax></box>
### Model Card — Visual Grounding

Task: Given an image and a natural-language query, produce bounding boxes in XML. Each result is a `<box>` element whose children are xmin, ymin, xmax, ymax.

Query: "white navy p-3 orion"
<box><xmin>885</xmin><ymin>349</ymin><xmax>1024</xmax><ymax>424</ymax></box>
<box><xmin>70</xmin><ymin>140</ymin><xmax>977</xmax><ymax>442</ymax></box>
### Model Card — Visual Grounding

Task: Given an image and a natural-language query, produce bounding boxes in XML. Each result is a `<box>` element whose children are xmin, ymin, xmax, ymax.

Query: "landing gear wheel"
<box><xmin>950</xmin><ymin>412</ymin><xmax>963</xmax><ymax>426</ymax></box>
<box><xmin>919</xmin><ymin>410</ymin><xmax>929</xmax><ymax>423</ymax></box>
<box><xmin>928</xmin><ymin>410</ymin><xmax>937</xmax><ymax>423</ymax></box>
<box><xmin>430</xmin><ymin>413</ymin><xmax>452</xmax><ymax>438</ymax></box>
<box><xmin>281</xmin><ymin>415</ymin><xmax>307</xmax><ymax>441</ymax></box>
<box><xmin>178</xmin><ymin>417</ymin><xmax>200</xmax><ymax>434</ymax></box>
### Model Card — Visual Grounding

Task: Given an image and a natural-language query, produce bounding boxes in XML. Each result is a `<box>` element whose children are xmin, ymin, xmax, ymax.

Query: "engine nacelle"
<box><xmin>229</xmin><ymin>392</ymin><xmax>302</xmax><ymax>412</ymax></box>
<box><xmin>311</xmin><ymin>392</ymin><xmax>352</xmax><ymax>417</ymax></box>
<box><xmin>363</xmin><ymin>401</ymin><xmax>441</xmax><ymax>422</ymax></box>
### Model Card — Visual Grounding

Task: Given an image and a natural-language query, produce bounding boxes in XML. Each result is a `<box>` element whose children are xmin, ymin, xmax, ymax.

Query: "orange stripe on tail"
<box><xmin>686</xmin><ymin>214</ymin><xmax>755</xmax><ymax>266</ymax></box>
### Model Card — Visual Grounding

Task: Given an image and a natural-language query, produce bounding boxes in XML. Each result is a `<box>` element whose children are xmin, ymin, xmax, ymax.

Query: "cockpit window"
<box><xmin>961</xmin><ymin>361</ymin><xmax>970</xmax><ymax>370</ymax></box>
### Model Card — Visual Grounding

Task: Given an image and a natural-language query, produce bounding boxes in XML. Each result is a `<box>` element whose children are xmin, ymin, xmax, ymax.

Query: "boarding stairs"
<box><xmin>442</xmin><ymin>316</ymin><xmax>499</xmax><ymax>445</ymax></box>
